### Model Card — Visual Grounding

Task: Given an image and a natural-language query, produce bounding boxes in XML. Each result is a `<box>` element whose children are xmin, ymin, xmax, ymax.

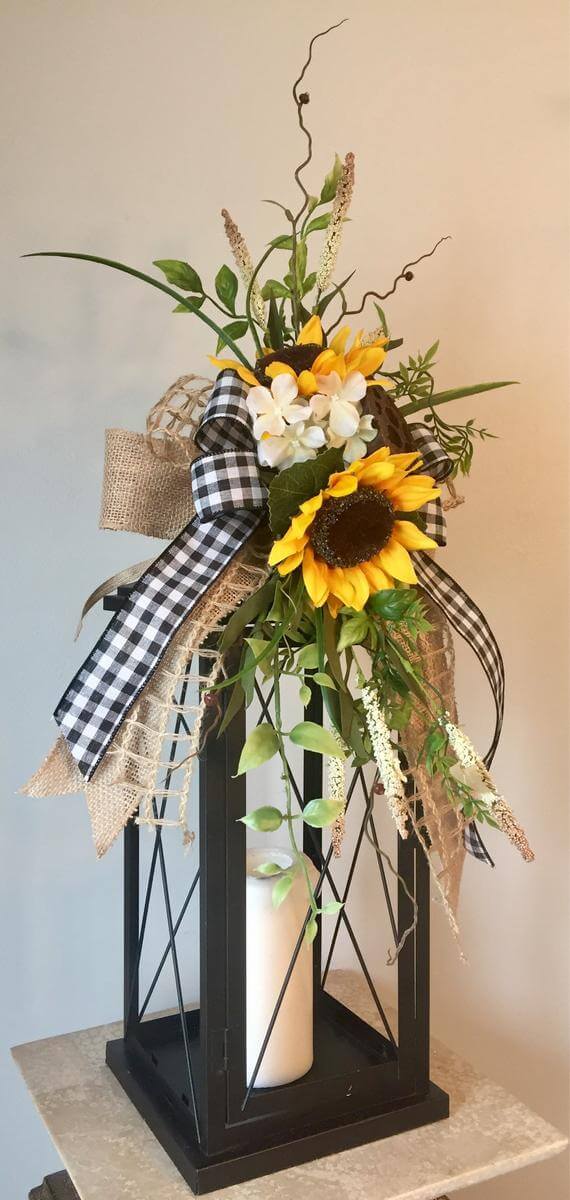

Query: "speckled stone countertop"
<box><xmin>12</xmin><ymin>971</ymin><xmax>567</xmax><ymax>1200</ymax></box>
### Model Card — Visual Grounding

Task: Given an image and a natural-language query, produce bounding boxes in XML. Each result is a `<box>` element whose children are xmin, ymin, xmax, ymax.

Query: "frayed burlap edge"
<box><xmin>398</xmin><ymin>594</ymin><xmax>466</xmax><ymax>935</ymax></box>
<box><xmin>23</xmin><ymin>539</ymin><xmax>269</xmax><ymax>857</ymax></box>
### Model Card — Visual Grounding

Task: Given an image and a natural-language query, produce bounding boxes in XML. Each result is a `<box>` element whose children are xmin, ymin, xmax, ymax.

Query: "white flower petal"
<box><xmin>284</xmin><ymin>402</ymin><xmax>311</xmax><ymax>424</ymax></box>
<box><xmin>272</xmin><ymin>372</ymin><xmax>299</xmax><ymax>408</ymax></box>
<box><xmin>310</xmin><ymin>394</ymin><xmax>331</xmax><ymax>420</ymax></box>
<box><xmin>289</xmin><ymin>445</ymin><xmax>318</xmax><ymax>465</ymax></box>
<box><xmin>253</xmin><ymin>412</ymin><xmax>285</xmax><ymax>439</ymax></box>
<box><xmin>343</xmin><ymin>435</ymin><xmax>366</xmax><ymax>463</ymax></box>
<box><xmin>329</xmin><ymin>399</ymin><xmax>361</xmax><ymax>438</ymax></box>
<box><xmin>301</xmin><ymin>425</ymin><xmax>326</xmax><ymax>449</ymax></box>
<box><xmin>315</xmin><ymin>371</ymin><xmax>342</xmax><ymax>398</ymax></box>
<box><xmin>341</xmin><ymin>370</ymin><xmax>367</xmax><ymax>405</ymax></box>
<box><xmin>246</xmin><ymin>385</ymin><xmax>273</xmax><ymax>417</ymax></box>
<box><xmin>258</xmin><ymin>436</ymin><xmax>290</xmax><ymax>468</ymax></box>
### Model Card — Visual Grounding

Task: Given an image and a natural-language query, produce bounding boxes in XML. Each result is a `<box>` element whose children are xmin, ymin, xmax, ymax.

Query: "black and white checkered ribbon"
<box><xmin>409</xmin><ymin>424</ymin><xmax>502</xmax><ymax>866</ymax></box>
<box><xmin>54</xmin><ymin>371</ymin><xmax>265</xmax><ymax>780</ymax></box>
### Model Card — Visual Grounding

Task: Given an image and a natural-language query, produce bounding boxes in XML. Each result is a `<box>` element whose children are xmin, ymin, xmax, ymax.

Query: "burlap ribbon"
<box><xmin>24</xmin><ymin>375</ymin><xmax>269</xmax><ymax>855</ymax></box>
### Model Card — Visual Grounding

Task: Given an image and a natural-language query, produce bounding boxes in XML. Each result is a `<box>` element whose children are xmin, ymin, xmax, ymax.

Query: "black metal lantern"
<box><xmin>105</xmin><ymin>593</ymin><xmax>448</xmax><ymax>1194</ymax></box>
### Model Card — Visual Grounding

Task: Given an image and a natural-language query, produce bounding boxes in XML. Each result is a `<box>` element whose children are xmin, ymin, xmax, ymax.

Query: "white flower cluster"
<box><xmin>245</xmin><ymin>370</ymin><xmax>376</xmax><ymax>471</ymax></box>
<box><xmin>444</xmin><ymin>717</ymin><xmax>535</xmax><ymax>862</ymax></box>
<box><xmin>361</xmin><ymin>686</ymin><xmax>409</xmax><ymax>839</ymax></box>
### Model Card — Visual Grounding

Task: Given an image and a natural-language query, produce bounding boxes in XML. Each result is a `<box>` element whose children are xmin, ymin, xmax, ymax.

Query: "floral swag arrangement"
<box><xmin>25</xmin><ymin>23</ymin><xmax>534</xmax><ymax>947</ymax></box>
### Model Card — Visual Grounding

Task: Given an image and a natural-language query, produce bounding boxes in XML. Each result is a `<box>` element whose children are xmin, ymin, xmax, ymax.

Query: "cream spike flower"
<box><xmin>361</xmin><ymin>686</ymin><xmax>409</xmax><ymax>838</ymax></box>
<box><xmin>221</xmin><ymin>208</ymin><xmax>266</xmax><ymax>330</ymax></box>
<box><xmin>328</xmin><ymin>729</ymin><xmax>347</xmax><ymax>857</ymax></box>
<box><xmin>443</xmin><ymin>718</ymin><xmax>535</xmax><ymax>862</ymax></box>
<box><xmin>316</xmin><ymin>152</ymin><xmax>355</xmax><ymax>293</ymax></box>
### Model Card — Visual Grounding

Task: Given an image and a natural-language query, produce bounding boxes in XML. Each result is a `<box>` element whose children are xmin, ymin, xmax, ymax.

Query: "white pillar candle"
<box><xmin>246</xmin><ymin>847</ymin><xmax>316</xmax><ymax>1088</ymax></box>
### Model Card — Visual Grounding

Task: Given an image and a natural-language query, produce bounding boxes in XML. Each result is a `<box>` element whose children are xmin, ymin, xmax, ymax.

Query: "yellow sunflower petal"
<box><xmin>265</xmin><ymin>361</ymin><xmax>297</xmax><ymax>380</ymax></box>
<box><xmin>355</xmin><ymin>461</ymin><xmax>396</xmax><ymax>486</ymax></box>
<box><xmin>329</xmin><ymin>326</ymin><xmax>351</xmax><ymax>355</ymax></box>
<box><xmin>325</xmin><ymin>472</ymin><xmax>359</xmax><ymax>498</ymax></box>
<box><xmin>387</xmin><ymin>451</ymin><xmax>422</xmax><ymax>471</ymax></box>
<box><xmin>297</xmin><ymin>315</ymin><xmax>323</xmax><ymax>346</ymax></box>
<box><xmin>302</xmin><ymin>546</ymin><xmax>330</xmax><ymax>606</ymax></box>
<box><xmin>388</xmin><ymin>481</ymin><xmax>441</xmax><ymax>512</ymax></box>
<box><xmin>359</xmin><ymin>446</ymin><xmax>391</xmax><ymax>466</ymax></box>
<box><xmin>328</xmin><ymin>568</ymin><xmax>355</xmax><ymax>609</ymax></box>
<box><xmin>297</xmin><ymin>369</ymin><xmax>318</xmax><ymax>397</ymax></box>
<box><xmin>393</xmin><ymin>520</ymin><xmax>438</xmax><ymax>551</ymax></box>
<box><xmin>345</xmin><ymin>567</ymin><xmax>370</xmax><ymax>611</ymax></box>
<box><xmin>347</xmin><ymin>346</ymin><xmax>386</xmax><ymax>377</ymax></box>
<box><xmin>289</xmin><ymin>511</ymin><xmax>316</xmax><ymax>538</ymax></box>
<box><xmin>310</xmin><ymin>348</ymin><xmax>336</xmax><ymax>374</ymax></box>
<box><xmin>366</xmin><ymin>375</ymin><xmax>394</xmax><ymax>389</ymax></box>
<box><xmin>277</xmin><ymin>550</ymin><xmax>305</xmax><ymax>576</ymax></box>
<box><xmin>377</xmin><ymin>538</ymin><xmax>418</xmax><ymax>584</ymax></box>
<box><xmin>327</xmin><ymin>594</ymin><xmax>343</xmax><ymax>618</ymax></box>
<box><xmin>268</xmin><ymin>533</ymin><xmax>307</xmax><ymax>567</ymax></box>
<box><xmin>300</xmin><ymin>492</ymin><xmax>324</xmax><ymax>515</ymax></box>
<box><xmin>361</xmin><ymin>560</ymin><xmax>393</xmax><ymax>591</ymax></box>
<box><xmin>208</xmin><ymin>357</ymin><xmax>258</xmax><ymax>388</ymax></box>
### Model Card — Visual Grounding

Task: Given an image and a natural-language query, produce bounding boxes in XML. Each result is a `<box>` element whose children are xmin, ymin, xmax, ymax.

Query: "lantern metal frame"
<box><xmin>105</xmin><ymin>596</ymin><xmax>448</xmax><ymax>1194</ymax></box>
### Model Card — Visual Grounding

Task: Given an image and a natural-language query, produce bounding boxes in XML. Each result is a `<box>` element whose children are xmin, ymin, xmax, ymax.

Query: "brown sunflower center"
<box><xmin>254</xmin><ymin>343</ymin><xmax>322</xmax><ymax>387</ymax></box>
<box><xmin>310</xmin><ymin>486</ymin><xmax>395</xmax><ymax>568</ymax></box>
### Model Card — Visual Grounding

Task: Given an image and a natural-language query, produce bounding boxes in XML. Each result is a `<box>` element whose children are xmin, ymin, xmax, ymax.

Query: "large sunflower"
<box><xmin>210</xmin><ymin>315</ymin><xmax>389</xmax><ymax>395</ymax></box>
<box><xmin>268</xmin><ymin>447</ymin><xmax>440</xmax><ymax>615</ymax></box>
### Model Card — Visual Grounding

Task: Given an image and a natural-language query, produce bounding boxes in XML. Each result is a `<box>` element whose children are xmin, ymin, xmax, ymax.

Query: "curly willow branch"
<box><xmin>327</xmin><ymin>236</ymin><xmax>451</xmax><ymax>335</ymax></box>
<box><xmin>291</xmin><ymin>19</ymin><xmax>348</xmax><ymax>224</ymax></box>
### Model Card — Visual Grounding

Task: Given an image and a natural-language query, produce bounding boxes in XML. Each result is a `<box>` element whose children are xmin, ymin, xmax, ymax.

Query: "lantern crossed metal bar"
<box><xmin>106</xmin><ymin>622</ymin><xmax>448</xmax><ymax>1194</ymax></box>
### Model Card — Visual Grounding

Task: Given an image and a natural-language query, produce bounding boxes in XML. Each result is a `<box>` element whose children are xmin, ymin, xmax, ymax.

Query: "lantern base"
<box><xmin>106</xmin><ymin>1030</ymin><xmax>449</xmax><ymax>1195</ymax></box>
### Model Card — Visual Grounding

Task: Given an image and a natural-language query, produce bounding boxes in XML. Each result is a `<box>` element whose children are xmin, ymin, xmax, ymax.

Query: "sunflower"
<box><xmin>268</xmin><ymin>447</ymin><xmax>440</xmax><ymax>615</ymax></box>
<box><xmin>209</xmin><ymin>315</ymin><xmax>389</xmax><ymax>396</ymax></box>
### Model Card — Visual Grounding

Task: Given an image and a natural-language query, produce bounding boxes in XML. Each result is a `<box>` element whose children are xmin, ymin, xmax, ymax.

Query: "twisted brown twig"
<box><xmin>326</xmin><ymin>235</ymin><xmax>451</xmax><ymax>335</ymax></box>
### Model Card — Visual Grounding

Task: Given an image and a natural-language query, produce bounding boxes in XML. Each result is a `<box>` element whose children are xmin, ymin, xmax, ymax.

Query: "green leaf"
<box><xmin>256</xmin><ymin>861</ymin><xmax>285</xmax><ymax>876</ymax></box>
<box><xmin>305</xmin><ymin>212</ymin><xmax>332</xmax><ymax>234</ymax></box>
<box><xmin>267</xmin><ymin>295</ymin><xmax>284</xmax><ymax>349</ymax></box>
<box><xmin>172</xmin><ymin>297</ymin><xmax>205</xmax><ymax>311</ymax></box>
<box><xmin>337</xmin><ymin>613</ymin><xmax>369</xmax><ymax>652</ymax></box>
<box><xmin>313</xmin><ymin>671</ymin><xmax>335</xmax><ymax>689</ymax></box>
<box><xmin>368</xmin><ymin>589</ymin><xmax>418</xmax><ymax>621</ymax></box>
<box><xmin>261</xmin><ymin>279</ymin><xmax>290</xmax><ymax>300</ymax></box>
<box><xmin>320</xmin><ymin>153</ymin><xmax>342</xmax><ymax>203</ymax></box>
<box><xmin>268</xmin><ymin>447</ymin><xmax>344</xmax><ymax>535</ymax></box>
<box><xmin>153</xmin><ymin>259</ymin><xmax>203</xmax><ymax>292</ymax></box>
<box><xmin>295</xmin><ymin>239</ymin><xmax>307</xmax><ymax>287</ymax></box>
<box><xmin>320</xmin><ymin>900</ymin><xmax>344</xmax><ymax>915</ymax></box>
<box><xmin>219</xmin><ymin>580</ymin><xmax>275</xmax><ymax>652</ymax></box>
<box><xmin>299</xmin><ymin>683</ymin><xmax>312</xmax><ymax>707</ymax></box>
<box><xmin>399</xmin><ymin>380</ymin><xmax>518</xmax><ymax>417</ymax></box>
<box><xmin>305</xmin><ymin>916</ymin><xmax>319</xmax><ymax>943</ymax></box>
<box><xmin>215</xmin><ymin>264</ymin><xmax>238</xmax><ymax>313</ymax></box>
<box><xmin>297</xmin><ymin>643</ymin><xmax>319</xmax><ymax>670</ymax></box>
<box><xmin>218</xmin><ymin>680</ymin><xmax>245</xmax><ymax>736</ymax></box>
<box><xmin>236</xmin><ymin>725</ymin><xmax>279</xmax><ymax>774</ymax></box>
<box><xmin>215</xmin><ymin>319</ymin><xmax>249</xmax><ymax>355</ymax></box>
<box><xmin>289</xmin><ymin>722</ymin><xmax>345</xmax><ymax>758</ymax></box>
<box><xmin>268</xmin><ymin>233</ymin><xmax>294</xmax><ymax>250</ymax></box>
<box><xmin>272</xmin><ymin>873</ymin><xmax>294</xmax><ymax>908</ymax></box>
<box><xmin>240</xmin><ymin>805</ymin><xmax>283</xmax><ymax>831</ymax></box>
<box><xmin>302</xmin><ymin>271</ymin><xmax>317</xmax><ymax>296</ymax></box>
<box><xmin>302</xmin><ymin>798</ymin><xmax>345</xmax><ymax>828</ymax></box>
<box><xmin>373</xmin><ymin>303</ymin><xmax>389</xmax><ymax>337</ymax></box>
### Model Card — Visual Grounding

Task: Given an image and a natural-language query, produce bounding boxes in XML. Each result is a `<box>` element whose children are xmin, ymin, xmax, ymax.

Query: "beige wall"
<box><xmin>1</xmin><ymin>1</ymin><xmax>568</xmax><ymax>1197</ymax></box>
